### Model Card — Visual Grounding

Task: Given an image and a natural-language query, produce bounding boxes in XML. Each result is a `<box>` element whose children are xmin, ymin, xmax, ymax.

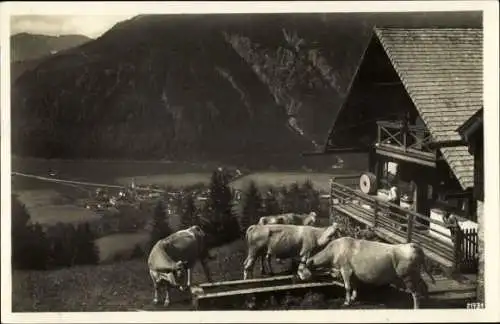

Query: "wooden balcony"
<box><xmin>329</xmin><ymin>179</ymin><xmax>479</xmax><ymax>275</ymax></box>
<box><xmin>375</xmin><ymin>121</ymin><xmax>438</xmax><ymax>167</ymax></box>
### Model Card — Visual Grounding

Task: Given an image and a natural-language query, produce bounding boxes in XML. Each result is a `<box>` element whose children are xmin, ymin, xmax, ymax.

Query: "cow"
<box><xmin>353</xmin><ymin>226</ymin><xmax>380</xmax><ymax>241</ymax></box>
<box><xmin>258</xmin><ymin>211</ymin><xmax>317</xmax><ymax>226</ymax></box>
<box><xmin>257</xmin><ymin>212</ymin><xmax>318</xmax><ymax>266</ymax></box>
<box><xmin>297</xmin><ymin>236</ymin><xmax>436</xmax><ymax>309</ymax></box>
<box><xmin>147</xmin><ymin>225</ymin><xmax>213</xmax><ymax>306</ymax></box>
<box><xmin>243</xmin><ymin>223</ymin><xmax>339</xmax><ymax>280</ymax></box>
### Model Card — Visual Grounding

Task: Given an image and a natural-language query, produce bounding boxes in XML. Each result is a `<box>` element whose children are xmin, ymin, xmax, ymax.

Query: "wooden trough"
<box><xmin>190</xmin><ymin>272</ymin><xmax>343</xmax><ymax>310</ymax></box>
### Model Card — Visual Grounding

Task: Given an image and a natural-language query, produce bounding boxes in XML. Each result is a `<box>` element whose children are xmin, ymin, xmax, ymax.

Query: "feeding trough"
<box><xmin>190</xmin><ymin>272</ymin><xmax>343</xmax><ymax>310</ymax></box>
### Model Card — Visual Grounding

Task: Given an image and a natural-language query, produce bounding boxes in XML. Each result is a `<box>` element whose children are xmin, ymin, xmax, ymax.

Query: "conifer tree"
<box><xmin>301</xmin><ymin>179</ymin><xmax>320</xmax><ymax>214</ymax></box>
<box><xmin>262</xmin><ymin>187</ymin><xmax>281</xmax><ymax>216</ymax></box>
<box><xmin>74</xmin><ymin>222</ymin><xmax>99</xmax><ymax>265</ymax></box>
<box><xmin>241</xmin><ymin>181</ymin><xmax>264</xmax><ymax>231</ymax></box>
<box><xmin>12</xmin><ymin>194</ymin><xmax>31</xmax><ymax>269</ymax></box>
<box><xmin>180</xmin><ymin>193</ymin><xmax>197</xmax><ymax>229</ymax></box>
<box><xmin>286</xmin><ymin>182</ymin><xmax>302</xmax><ymax>212</ymax></box>
<box><xmin>206</xmin><ymin>168</ymin><xmax>239</xmax><ymax>243</ymax></box>
<box><xmin>28</xmin><ymin>223</ymin><xmax>51</xmax><ymax>269</ymax></box>
<box><xmin>148</xmin><ymin>200</ymin><xmax>172</xmax><ymax>252</ymax></box>
<box><xmin>277</xmin><ymin>185</ymin><xmax>289</xmax><ymax>213</ymax></box>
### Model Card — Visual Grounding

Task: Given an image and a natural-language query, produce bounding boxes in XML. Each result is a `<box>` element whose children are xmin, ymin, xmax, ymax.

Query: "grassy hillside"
<box><xmin>11</xmin><ymin>239</ymin><xmax>275</xmax><ymax>312</ymax></box>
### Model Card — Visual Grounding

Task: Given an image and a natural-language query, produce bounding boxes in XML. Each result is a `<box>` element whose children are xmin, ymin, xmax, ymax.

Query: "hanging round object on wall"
<box><xmin>359</xmin><ymin>172</ymin><xmax>377</xmax><ymax>195</ymax></box>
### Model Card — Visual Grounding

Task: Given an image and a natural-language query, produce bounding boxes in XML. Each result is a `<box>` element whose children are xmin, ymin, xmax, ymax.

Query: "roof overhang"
<box><xmin>427</xmin><ymin>139</ymin><xmax>468</xmax><ymax>149</ymax></box>
<box><xmin>457</xmin><ymin>108</ymin><xmax>483</xmax><ymax>144</ymax></box>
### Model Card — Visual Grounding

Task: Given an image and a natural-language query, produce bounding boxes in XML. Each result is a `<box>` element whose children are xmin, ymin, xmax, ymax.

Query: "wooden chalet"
<box><xmin>322</xmin><ymin>27</ymin><xmax>482</xmax><ymax>275</ymax></box>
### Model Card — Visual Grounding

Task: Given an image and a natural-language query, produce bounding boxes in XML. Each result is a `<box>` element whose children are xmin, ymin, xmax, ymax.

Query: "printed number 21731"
<box><xmin>467</xmin><ymin>302</ymin><xmax>485</xmax><ymax>309</ymax></box>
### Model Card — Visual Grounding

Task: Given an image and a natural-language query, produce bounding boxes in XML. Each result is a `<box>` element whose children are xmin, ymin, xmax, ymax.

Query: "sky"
<box><xmin>10</xmin><ymin>14</ymin><xmax>135</xmax><ymax>38</ymax></box>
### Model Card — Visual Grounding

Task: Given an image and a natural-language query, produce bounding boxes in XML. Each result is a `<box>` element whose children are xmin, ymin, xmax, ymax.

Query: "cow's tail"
<box><xmin>413</xmin><ymin>244</ymin><xmax>436</xmax><ymax>284</ymax></box>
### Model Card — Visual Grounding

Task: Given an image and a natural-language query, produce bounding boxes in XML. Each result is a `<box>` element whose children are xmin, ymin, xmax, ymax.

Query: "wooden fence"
<box><xmin>329</xmin><ymin>178</ymin><xmax>479</xmax><ymax>274</ymax></box>
<box><xmin>458</xmin><ymin>228</ymin><xmax>479</xmax><ymax>273</ymax></box>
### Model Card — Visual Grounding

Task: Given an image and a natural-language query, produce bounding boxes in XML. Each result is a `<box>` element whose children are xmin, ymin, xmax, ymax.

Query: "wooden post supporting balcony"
<box><xmin>453</xmin><ymin>227</ymin><xmax>464</xmax><ymax>274</ymax></box>
<box><xmin>407</xmin><ymin>212</ymin><xmax>414</xmax><ymax>243</ymax></box>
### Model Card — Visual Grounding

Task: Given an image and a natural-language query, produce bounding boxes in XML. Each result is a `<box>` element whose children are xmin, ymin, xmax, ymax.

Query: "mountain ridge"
<box><xmin>11</xmin><ymin>12</ymin><xmax>482</xmax><ymax>167</ymax></box>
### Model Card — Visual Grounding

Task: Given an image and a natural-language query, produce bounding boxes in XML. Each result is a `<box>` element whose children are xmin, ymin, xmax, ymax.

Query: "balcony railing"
<box><xmin>376</xmin><ymin>120</ymin><xmax>435</xmax><ymax>154</ymax></box>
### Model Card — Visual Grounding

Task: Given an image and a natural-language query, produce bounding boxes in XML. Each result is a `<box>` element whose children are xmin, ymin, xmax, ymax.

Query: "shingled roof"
<box><xmin>374</xmin><ymin>28</ymin><xmax>483</xmax><ymax>190</ymax></box>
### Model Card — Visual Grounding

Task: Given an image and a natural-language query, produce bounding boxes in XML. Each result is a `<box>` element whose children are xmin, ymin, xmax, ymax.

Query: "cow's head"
<box><xmin>274</xmin><ymin>216</ymin><xmax>285</xmax><ymax>224</ymax></box>
<box><xmin>317</xmin><ymin>223</ymin><xmax>339</xmax><ymax>246</ymax></box>
<box><xmin>188</xmin><ymin>225</ymin><xmax>206</xmax><ymax>238</ymax></box>
<box><xmin>172</xmin><ymin>260</ymin><xmax>189</xmax><ymax>291</ymax></box>
<box><xmin>297</xmin><ymin>259</ymin><xmax>313</xmax><ymax>281</ymax></box>
<box><xmin>306</xmin><ymin>211</ymin><xmax>318</xmax><ymax>225</ymax></box>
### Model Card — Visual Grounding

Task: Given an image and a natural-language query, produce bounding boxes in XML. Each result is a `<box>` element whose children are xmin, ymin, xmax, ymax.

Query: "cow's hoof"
<box><xmin>342</xmin><ymin>301</ymin><xmax>350</xmax><ymax>307</ymax></box>
<box><xmin>164</xmin><ymin>300</ymin><xmax>170</xmax><ymax>307</ymax></box>
<box><xmin>153</xmin><ymin>299</ymin><xmax>160</xmax><ymax>305</ymax></box>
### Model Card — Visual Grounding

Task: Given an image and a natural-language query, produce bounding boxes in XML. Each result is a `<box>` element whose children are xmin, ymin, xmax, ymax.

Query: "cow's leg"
<box><xmin>152</xmin><ymin>281</ymin><xmax>161</xmax><ymax>305</ymax></box>
<box><xmin>186</xmin><ymin>268</ymin><xmax>192</xmax><ymax>288</ymax></box>
<box><xmin>243</xmin><ymin>253</ymin><xmax>257</xmax><ymax>280</ymax></box>
<box><xmin>350</xmin><ymin>288</ymin><xmax>358</xmax><ymax>303</ymax></box>
<box><xmin>410</xmin><ymin>291</ymin><xmax>420</xmax><ymax>309</ymax></box>
<box><xmin>350</xmin><ymin>277</ymin><xmax>358</xmax><ymax>303</ymax></box>
<box><xmin>400</xmin><ymin>273</ymin><xmax>421</xmax><ymax>309</ymax></box>
<box><xmin>396</xmin><ymin>260</ymin><xmax>422</xmax><ymax>309</ymax></box>
<box><xmin>163</xmin><ymin>286</ymin><xmax>171</xmax><ymax>307</ymax></box>
<box><xmin>150</xmin><ymin>271</ymin><xmax>161</xmax><ymax>305</ymax></box>
<box><xmin>200</xmin><ymin>259</ymin><xmax>212</xmax><ymax>283</ymax></box>
<box><xmin>260</xmin><ymin>254</ymin><xmax>267</xmax><ymax>275</ymax></box>
<box><xmin>340</xmin><ymin>266</ymin><xmax>354</xmax><ymax>306</ymax></box>
<box><xmin>265</xmin><ymin>252</ymin><xmax>274</xmax><ymax>276</ymax></box>
<box><xmin>417</xmin><ymin>275</ymin><xmax>430</xmax><ymax>301</ymax></box>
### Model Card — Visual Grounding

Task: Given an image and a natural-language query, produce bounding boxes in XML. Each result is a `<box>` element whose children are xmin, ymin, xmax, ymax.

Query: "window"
<box><xmin>435</xmin><ymin>194</ymin><xmax>477</xmax><ymax>222</ymax></box>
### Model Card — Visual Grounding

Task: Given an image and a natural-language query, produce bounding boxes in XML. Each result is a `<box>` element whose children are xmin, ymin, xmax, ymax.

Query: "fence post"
<box><xmin>406</xmin><ymin>212</ymin><xmax>414</xmax><ymax>242</ymax></box>
<box><xmin>453</xmin><ymin>226</ymin><xmax>463</xmax><ymax>274</ymax></box>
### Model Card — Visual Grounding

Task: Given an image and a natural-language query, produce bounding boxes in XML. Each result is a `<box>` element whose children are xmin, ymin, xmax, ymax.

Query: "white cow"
<box><xmin>243</xmin><ymin>223</ymin><xmax>339</xmax><ymax>279</ymax></box>
<box><xmin>297</xmin><ymin>236</ymin><xmax>436</xmax><ymax>309</ymax></box>
<box><xmin>258</xmin><ymin>212</ymin><xmax>317</xmax><ymax>226</ymax></box>
<box><xmin>147</xmin><ymin>225</ymin><xmax>213</xmax><ymax>306</ymax></box>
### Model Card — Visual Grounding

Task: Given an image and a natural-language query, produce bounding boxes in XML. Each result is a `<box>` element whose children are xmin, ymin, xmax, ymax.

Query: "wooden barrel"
<box><xmin>359</xmin><ymin>172</ymin><xmax>377</xmax><ymax>195</ymax></box>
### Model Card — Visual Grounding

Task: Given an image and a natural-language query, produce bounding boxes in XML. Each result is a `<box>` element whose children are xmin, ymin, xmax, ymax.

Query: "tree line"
<box><xmin>11</xmin><ymin>194</ymin><xmax>99</xmax><ymax>270</ymax></box>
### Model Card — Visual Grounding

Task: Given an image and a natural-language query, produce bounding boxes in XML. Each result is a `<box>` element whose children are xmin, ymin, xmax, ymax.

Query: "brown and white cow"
<box><xmin>297</xmin><ymin>236</ymin><xmax>436</xmax><ymax>309</ymax></box>
<box><xmin>243</xmin><ymin>223</ymin><xmax>339</xmax><ymax>280</ymax></box>
<box><xmin>258</xmin><ymin>211</ymin><xmax>317</xmax><ymax>226</ymax></box>
<box><xmin>147</xmin><ymin>225</ymin><xmax>213</xmax><ymax>306</ymax></box>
